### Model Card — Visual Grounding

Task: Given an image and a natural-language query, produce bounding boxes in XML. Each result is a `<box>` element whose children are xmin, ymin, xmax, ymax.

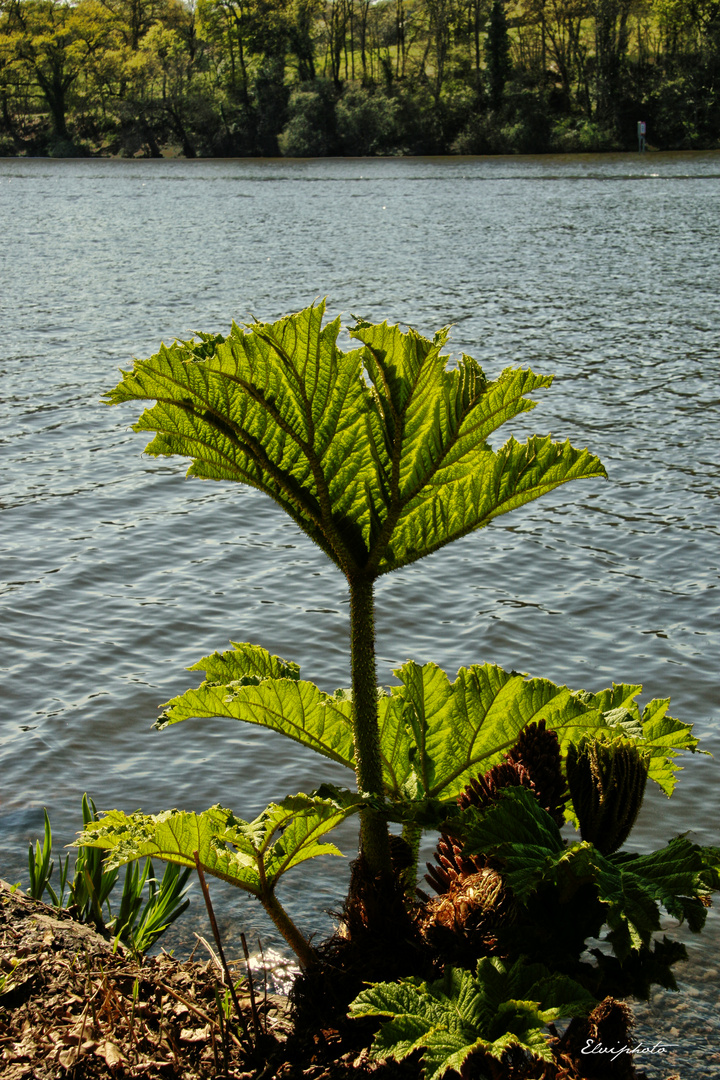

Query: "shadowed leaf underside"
<box><xmin>462</xmin><ymin>787</ymin><xmax>720</xmax><ymax>960</ymax></box>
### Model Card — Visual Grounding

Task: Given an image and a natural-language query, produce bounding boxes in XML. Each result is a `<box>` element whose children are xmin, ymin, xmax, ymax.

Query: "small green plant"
<box><xmin>27</xmin><ymin>794</ymin><xmax>191</xmax><ymax>954</ymax></box>
<box><xmin>74</xmin><ymin>302</ymin><xmax>717</xmax><ymax>1073</ymax></box>
<box><xmin>349</xmin><ymin>956</ymin><xmax>597</xmax><ymax>1079</ymax></box>
<box><xmin>27</xmin><ymin>809</ymin><xmax>56</xmax><ymax>901</ymax></box>
<box><xmin>110</xmin><ymin>857</ymin><xmax>192</xmax><ymax>954</ymax></box>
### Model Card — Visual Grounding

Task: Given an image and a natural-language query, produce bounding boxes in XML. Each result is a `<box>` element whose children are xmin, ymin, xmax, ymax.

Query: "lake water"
<box><xmin>1</xmin><ymin>153</ymin><xmax>719</xmax><ymax>1074</ymax></box>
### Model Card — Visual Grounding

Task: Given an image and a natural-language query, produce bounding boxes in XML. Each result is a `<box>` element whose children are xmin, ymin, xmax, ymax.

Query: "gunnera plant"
<box><xmin>78</xmin><ymin>302</ymin><xmax>718</xmax><ymax>1075</ymax></box>
<box><xmin>566</xmin><ymin>735</ymin><xmax>649</xmax><ymax>854</ymax></box>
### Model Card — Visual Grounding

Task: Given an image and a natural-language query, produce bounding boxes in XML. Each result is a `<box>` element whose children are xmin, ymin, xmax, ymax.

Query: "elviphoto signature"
<box><xmin>582</xmin><ymin>1039</ymin><xmax>678</xmax><ymax>1063</ymax></box>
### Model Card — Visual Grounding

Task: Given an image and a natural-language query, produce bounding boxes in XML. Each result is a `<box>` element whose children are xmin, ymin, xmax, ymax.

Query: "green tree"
<box><xmin>288</xmin><ymin>0</ymin><xmax>318</xmax><ymax>81</ymax></box>
<box><xmin>467</xmin><ymin>0</ymin><xmax>489</xmax><ymax>79</ymax></box>
<box><xmin>97</xmin><ymin>0</ymin><xmax>169</xmax><ymax>50</ymax></box>
<box><xmin>593</xmin><ymin>0</ymin><xmax>632</xmax><ymax>124</ymax></box>
<box><xmin>485</xmin><ymin>0</ymin><xmax>511</xmax><ymax>106</ymax></box>
<box><xmin>134</xmin><ymin>18</ymin><xmax>199</xmax><ymax>154</ymax></box>
<box><xmin>542</xmin><ymin>0</ymin><xmax>593</xmax><ymax>111</ymax></box>
<box><xmin>425</xmin><ymin>0</ymin><xmax>453</xmax><ymax>101</ymax></box>
<box><xmin>0</xmin><ymin>0</ymin><xmax>109</xmax><ymax>143</ymax></box>
<box><xmin>194</xmin><ymin>0</ymin><xmax>290</xmax><ymax>150</ymax></box>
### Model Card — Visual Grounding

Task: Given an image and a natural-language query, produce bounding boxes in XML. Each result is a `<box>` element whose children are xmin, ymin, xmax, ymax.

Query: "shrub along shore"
<box><xmin>1</xmin><ymin>0</ymin><xmax>719</xmax><ymax>159</ymax></box>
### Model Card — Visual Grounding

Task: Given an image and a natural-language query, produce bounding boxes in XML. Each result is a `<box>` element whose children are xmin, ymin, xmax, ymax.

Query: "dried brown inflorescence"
<box><xmin>416</xmin><ymin>867</ymin><xmax>515</xmax><ymax>962</ymax></box>
<box><xmin>425</xmin><ymin>720</ymin><xmax>567</xmax><ymax>897</ymax></box>
<box><xmin>549</xmin><ymin>997</ymin><xmax>638</xmax><ymax>1080</ymax></box>
<box><xmin>425</xmin><ymin>759</ymin><xmax>534</xmax><ymax>897</ymax></box>
<box><xmin>418</xmin><ymin>721</ymin><xmax>568</xmax><ymax>963</ymax></box>
<box><xmin>505</xmin><ymin>718</ymin><xmax>568</xmax><ymax>828</ymax></box>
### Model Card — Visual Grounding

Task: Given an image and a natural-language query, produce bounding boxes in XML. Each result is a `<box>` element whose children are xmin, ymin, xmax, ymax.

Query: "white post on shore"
<box><xmin>637</xmin><ymin>120</ymin><xmax>647</xmax><ymax>152</ymax></box>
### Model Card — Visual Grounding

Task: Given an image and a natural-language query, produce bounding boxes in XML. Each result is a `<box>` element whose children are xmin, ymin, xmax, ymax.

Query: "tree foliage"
<box><xmin>2</xmin><ymin>0</ymin><xmax>720</xmax><ymax>154</ymax></box>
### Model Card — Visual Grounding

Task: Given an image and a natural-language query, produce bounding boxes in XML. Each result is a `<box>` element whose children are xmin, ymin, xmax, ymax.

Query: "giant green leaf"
<box><xmin>159</xmin><ymin>644</ymin><xmax>699</xmax><ymax>806</ymax></box>
<box><xmin>107</xmin><ymin>302</ymin><xmax>606</xmax><ymax>578</ymax></box>
<box><xmin>159</xmin><ymin>645</ymin><xmax>357</xmax><ymax>770</ymax></box>
<box><xmin>349</xmin><ymin>957</ymin><xmax>595</xmax><ymax>1080</ymax></box>
<box><xmin>384</xmin><ymin>661</ymin><xmax>610</xmax><ymax>800</ymax></box>
<box><xmin>75</xmin><ymin>793</ymin><xmax>356</xmax><ymax>897</ymax></box>
<box><xmin>373</xmin><ymin>434</ymin><xmax>605</xmax><ymax>574</ymax></box>
<box><xmin>463</xmin><ymin>787</ymin><xmax>719</xmax><ymax>960</ymax></box>
<box><xmin>188</xmin><ymin>641</ymin><xmax>301</xmax><ymax>686</ymax></box>
<box><xmin>570</xmin><ymin>685</ymin><xmax>702</xmax><ymax>794</ymax></box>
<box><xmin>383</xmin><ymin>662</ymin><xmax>699</xmax><ymax>802</ymax></box>
<box><xmin>639</xmin><ymin>697</ymin><xmax>702</xmax><ymax>794</ymax></box>
<box><xmin>613</xmin><ymin>840</ymin><xmax>720</xmax><ymax>932</ymax></box>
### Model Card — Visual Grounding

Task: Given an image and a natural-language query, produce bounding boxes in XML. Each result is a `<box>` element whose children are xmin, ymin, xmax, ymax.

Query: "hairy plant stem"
<box><xmin>348</xmin><ymin>575</ymin><xmax>393</xmax><ymax>880</ymax></box>
<box><xmin>400</xmin><ymin>822</ymin><xmax>422</xmax><ymax>896</ymax></box>
<box><xmin>261</xmin><ymin>888</ymin><xmax>317</xmax><ymax>971</ymax></box>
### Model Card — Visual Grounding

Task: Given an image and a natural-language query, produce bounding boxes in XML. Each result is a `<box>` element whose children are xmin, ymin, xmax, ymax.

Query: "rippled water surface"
<box><xmin>2</xmin><ymin>153</ymin><xmax>719</xmax><ymax>1072</ymax></box>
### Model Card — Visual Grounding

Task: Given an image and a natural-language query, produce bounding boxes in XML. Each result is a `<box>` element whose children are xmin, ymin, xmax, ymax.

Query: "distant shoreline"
<box><xmin>3</xmin><ymin>148</ymin><xmax>720</xmax><ymax>162</ymax></box>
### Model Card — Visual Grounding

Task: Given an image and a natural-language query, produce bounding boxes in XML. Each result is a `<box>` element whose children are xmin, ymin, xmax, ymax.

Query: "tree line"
<box><xmin>1</xmin><ymin>0</ymin><xmax>719</xmax><ymax>157</ymax></box>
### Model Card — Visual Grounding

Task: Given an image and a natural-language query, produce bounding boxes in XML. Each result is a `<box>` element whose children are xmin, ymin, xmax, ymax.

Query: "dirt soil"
<box><xmin>1</xmin><ymin>882</ymin><xmax>682</xmax><ymax>1080</ymax></box>
<box><xmin>0</xmin><ymin>881</ymin><xmax>405</xmax><ymax>1080</ymax></box>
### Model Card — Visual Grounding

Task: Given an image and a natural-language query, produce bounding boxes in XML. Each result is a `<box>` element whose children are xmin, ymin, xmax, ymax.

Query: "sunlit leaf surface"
<box><xmin>160</xmin><ymin>644</ymin><xmax>698</xmax><ymax>805</ymax></box>
<box><xmin>75</xmin><ymin>793</ymin><xmax>355</xmax><ymax>895</ymax></box>
<box><xmin>107</xmin><ymin>302</ymin><xmax>606</xmax><ymax>577</ymax></box>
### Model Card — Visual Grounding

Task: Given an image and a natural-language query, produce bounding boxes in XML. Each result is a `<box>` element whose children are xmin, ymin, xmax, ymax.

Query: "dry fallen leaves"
<box><xmin>1</xmin><ymin>881</ymin><xmax>415</xmax><ymax>1079</ymax></box>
